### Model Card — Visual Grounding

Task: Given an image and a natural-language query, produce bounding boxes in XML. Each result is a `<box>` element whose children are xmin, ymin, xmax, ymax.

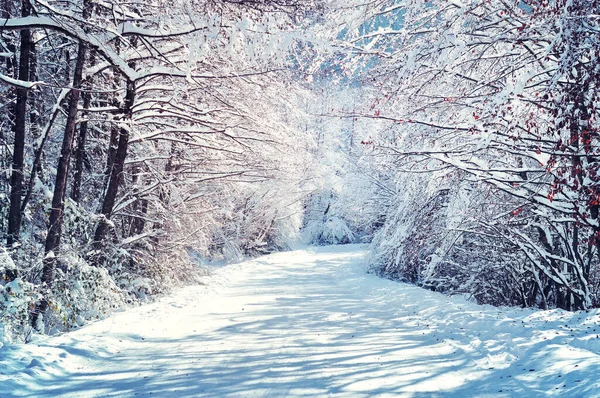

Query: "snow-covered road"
<box><xmin>3</xmin><ymin>245</ymin><xmax>600</xmax><ymax>397</ymax></box>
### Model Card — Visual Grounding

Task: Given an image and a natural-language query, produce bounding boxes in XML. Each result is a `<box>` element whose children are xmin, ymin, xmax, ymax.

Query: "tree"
<box><xmin>6</xmin><ymin>0</ymin><xmax>33</xmax><ymax>247</ymax></box>
<box><xmin>0</xmin><ymin>0</ymin><xmax>327</xmax><ymax>335</ymax></box>
<box><xmin>324</xmin><ymin>0</ymin><xmax>600</xmax><ymax>309</ymax></box>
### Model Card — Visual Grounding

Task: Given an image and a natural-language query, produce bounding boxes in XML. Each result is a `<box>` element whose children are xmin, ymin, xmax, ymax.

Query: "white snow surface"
<box><xmin>2</xmin><ymin>245</ymin><xmax>600</xmax><ymax>397</ymax></box>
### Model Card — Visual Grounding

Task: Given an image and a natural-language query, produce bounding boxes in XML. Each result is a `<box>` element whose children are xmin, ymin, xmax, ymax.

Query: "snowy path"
<box><xmin>3</xmin><ymin>245</ymin><xmax>600</xmax><ymax>397</ymax></box>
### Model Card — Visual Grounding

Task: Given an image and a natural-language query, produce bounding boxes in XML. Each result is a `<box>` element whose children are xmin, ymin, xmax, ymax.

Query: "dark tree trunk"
<box><xmin>102</xmin><ymin>125</ymin><xmax>120</xmax><ymax>193</ymax></box>
<box><xmin>1</xmin><ymin>0</ymin><xmax>16</xmax><ymax>242</ymax></box>
<box><xmin>21</xmin><ymin>90</ymin><xmax>69</xmax><ymax>214</ymax></box>
<box><xmin>128</xmin><ymin>165</ymin><xmax>148</xmax><ymax>237</ymax></box>
<box><xmin>43</xmin><ymin>40</ymin><xmax>86</xmax><ymax>254</ymax></box>
<box><xmin>99</xmin><ymin>39</ymin><xmax>122</xmax><ymax>196</ymax></box>
<box><xmin>28</xmin><ymin>35</ymin><xmax>40</xmax><ymax>142</ymax></box>
<box><xmin>131</xmin><ymin>198</ymin><xmax>148</xmax><ymax>236</ymax></box>
<box><xmin>93</xmin><ymin>80</ymin><xmax>135</xmax><ymax>249</ymax></box>
<box><xmin>32</xmin><ymin>39</ymin><xmax>87</xmax><ymax>327</ymax></box>
<box><xmin>6</xmin><ymin>0</ymin><xmax>32</xmax><ymax>246</ymax></box>
<box><xmin>71</xmin><ymin>52</ymin><xmax>95</xmax><ymax>203</ymax></box>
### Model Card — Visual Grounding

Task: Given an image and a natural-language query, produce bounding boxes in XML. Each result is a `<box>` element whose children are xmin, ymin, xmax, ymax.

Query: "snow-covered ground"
<box><xmin>2</xmin><ymin>245</ymin><xmax>600</xmax><ymax>397</ymax></box>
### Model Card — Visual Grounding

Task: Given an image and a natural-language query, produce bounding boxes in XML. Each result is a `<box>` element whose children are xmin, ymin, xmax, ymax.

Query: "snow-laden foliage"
<box><xmin>0</xmin><ymin>249</ymin><xmax>39</xmax><ymax>342</ymax></box>
<box><xmin>0</xmin><ymin>0</ymin><xmax>325</xmax><ymax>340</ymax></box>
<box><xmin>322</xmin><ymin>0</ymin><xmax>600</xmax><ymax>310</ymax></box>
<box><xmin>300</xmin><ymin>85</ymin><xmax>389</xmax><ymax>245</ymax></box>
<box><xmin>39</xmin><ymin>252</ymin><xmax>128</xmax><ymax>334</ymax></box>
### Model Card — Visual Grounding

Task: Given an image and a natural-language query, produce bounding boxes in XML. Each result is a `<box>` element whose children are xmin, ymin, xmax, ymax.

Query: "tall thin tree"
<box><xmin>6</xmin><ymin>0</ymin><xmax>32</xmax><ymax>246</ymax></box>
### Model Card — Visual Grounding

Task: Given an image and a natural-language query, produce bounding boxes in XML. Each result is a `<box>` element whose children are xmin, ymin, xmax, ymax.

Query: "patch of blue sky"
<box><xmin>333</xmin><ymin>4</ymin><xmax>407</xmax><ymax>84</ymax></box>
<box><xmin>293</xmin><ymin>2</ymin><xmax>408</xmax><ymax>86</ymax></box>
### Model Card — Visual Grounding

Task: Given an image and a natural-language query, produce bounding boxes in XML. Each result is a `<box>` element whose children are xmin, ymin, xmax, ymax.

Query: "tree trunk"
<box><xmin>131</xmin><ymin>199</ymin><xmax>148</xmax><ymax>236</ymax></box>
<box><xmin>32</xmin><ymin>39</ymin><xmax>87</xmax><ymax>328</ymax></box>
<box><xmin>71</xmin><ymin>52</ymin><xmax>95</xmax><ymax>203</ymax></box>
<box><xmin>93</xmin><ymin>79</ymin><xmax>135</xmax><ymax>250</ymax></box>
<box><xmin>6</xmin><ymin>0</ymin><xmax>32</xmax><ymax>246</ymax></box>
<box><xmin>21</xmin><ymin>89</ymin><xmax>70</xmax><ymax>214</ymax></box>
<box><xmin>128</xmin><ymin>164</ymin><xmax>149</xmax><ymax>237</ymax></box>
<box><xmin>102</xmin><ymin>126</ymin><xmax>119</xmax><ymax>189</ymax></box>
<box><xmin>1</xmin><ymin>0</ymin><xmax>16</xmax><ymax>243</ymax></box>
<box><xmin>28</xmin><ymin>34</ymin><xmax>40</xmax><ymax>143</ymax></box>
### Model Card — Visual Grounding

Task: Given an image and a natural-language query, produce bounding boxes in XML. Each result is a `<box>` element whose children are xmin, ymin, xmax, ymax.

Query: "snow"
<box><xmin>2</xmin><ymin>245</ymin><xmax>600</xmax><ymax>397</ymax></box>
<box><xmin>0</xmin><ymin>72</ymin><xmax>43</xmax><ymax>89</ymax></box>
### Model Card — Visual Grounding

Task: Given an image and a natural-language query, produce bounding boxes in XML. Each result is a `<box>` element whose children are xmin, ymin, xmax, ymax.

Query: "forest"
<box><xmin>1</xmin><ymin>0</ymin><xmax>599</xmax><ymax>342</ymax></box>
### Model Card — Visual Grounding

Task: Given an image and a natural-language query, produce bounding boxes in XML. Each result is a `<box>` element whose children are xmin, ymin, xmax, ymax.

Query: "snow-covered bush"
<box><xmin>319</xmin><ymin>0</ymin><xmax>600</xmax><ymax>311</ymax></box>
<box><xmin>0</xmin><ymin>250</ymin><xmax>38</xmax><ymax>342</ymax></box>
<box><xmin>303</xmin><ymin>215</ymin><xmax>355</xmax><ymax>245</ymax></box>
<box><xmin>41</xmin><ymin>252</ymin><xmax>127</xmax><ymax>334</ymax></box>
<box><xmin>369</xmin><ymin>168</ymin><xmax>542</xmax><ymax>308</ymax></box>
<box><xmin>201</xmin><ymin>181</ymin><xmax>305</xmax><ymax>260</ymax></box>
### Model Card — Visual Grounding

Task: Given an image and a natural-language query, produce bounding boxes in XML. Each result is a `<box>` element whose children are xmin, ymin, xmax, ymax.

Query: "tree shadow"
<box><xmin>5</xmin><ymin>246</ymin><xmax>600</xmax><ymax>397</ymax></box>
